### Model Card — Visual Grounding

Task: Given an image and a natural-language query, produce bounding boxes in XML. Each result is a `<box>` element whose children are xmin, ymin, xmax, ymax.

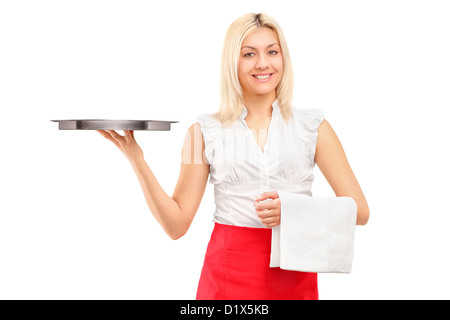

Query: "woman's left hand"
<box><xmin>254</xmin><ymin>191</ymin><xmax>281</xmax><ymax>228</ymax></box>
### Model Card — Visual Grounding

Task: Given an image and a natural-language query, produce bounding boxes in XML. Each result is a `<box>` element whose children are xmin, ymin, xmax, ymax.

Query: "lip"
<box><xmin>252</xmin><ymin>73</ymin><xmax>274</xmax><ymax>83</ymax></box>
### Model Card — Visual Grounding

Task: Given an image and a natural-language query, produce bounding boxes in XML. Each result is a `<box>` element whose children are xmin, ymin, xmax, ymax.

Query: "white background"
<box><xmin>1</xmin><ymin>0</ymin><xmax>449</xmax><ymax>300</ymax></box>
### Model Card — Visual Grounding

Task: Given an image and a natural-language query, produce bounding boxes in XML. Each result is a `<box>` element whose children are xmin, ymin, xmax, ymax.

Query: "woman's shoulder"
<box><xmin>193</xmin><ymin>113</ymin><xmax>222</xmax><ymax>164</ymax></box>
<box><xmin>196</xmin><ymin>112</ymin><xmax>221</xmax><ymax>130</ymax></box>
<box><xmin>291</xmin><ymin>107</ymin><xmax>325</xmax><ymax>132</ymax></box>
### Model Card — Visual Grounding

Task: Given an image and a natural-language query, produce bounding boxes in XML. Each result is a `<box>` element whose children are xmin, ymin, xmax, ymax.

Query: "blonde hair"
<box><xmin>214</xmin><ymin>13</ymin><xmax>294</xmax><ymax>127</ymax></box>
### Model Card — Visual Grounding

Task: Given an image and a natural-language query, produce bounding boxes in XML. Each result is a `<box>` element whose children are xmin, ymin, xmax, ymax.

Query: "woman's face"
<box><xmin>238</xmin><ymin>27</ymin><xmax>284</xmax><ymax>98</ymax></box>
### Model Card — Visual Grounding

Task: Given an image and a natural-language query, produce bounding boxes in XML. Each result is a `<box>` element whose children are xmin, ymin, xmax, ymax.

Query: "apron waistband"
<box><xmin>211</xmin><ymin>222</ymin><xmax>272</xmax><ymax>254</ymax></box>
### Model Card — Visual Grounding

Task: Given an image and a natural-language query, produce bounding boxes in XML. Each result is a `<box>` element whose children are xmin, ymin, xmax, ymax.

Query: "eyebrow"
<box><xmin>241</xmin><ymin>43</ymin><xmax>280</xmax><ymax>51</ymax></box>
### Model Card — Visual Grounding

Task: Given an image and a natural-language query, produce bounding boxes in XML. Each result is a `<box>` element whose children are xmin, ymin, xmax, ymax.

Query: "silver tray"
<box><xmin>51</xmin><ymin>119</ymin><xmax>178</xmax><ymax>131</ymax></box>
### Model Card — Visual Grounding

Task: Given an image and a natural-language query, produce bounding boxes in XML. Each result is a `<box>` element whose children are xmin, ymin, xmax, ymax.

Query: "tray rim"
<box><xmin>50</xmin><ymin>119</ymin><xmax>179</xmax><ymax>123</ymax></box>
<box><xmin>50</xmin><ymin>119</ymin><xmax>179</xmax><ymax>130</ymax></box>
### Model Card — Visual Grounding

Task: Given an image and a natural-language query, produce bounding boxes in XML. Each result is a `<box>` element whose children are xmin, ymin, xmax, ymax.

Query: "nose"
<box><xmin>255</xmin><ymin>54</ymin><xmax>269</xmax><ymax>70</ymax></box>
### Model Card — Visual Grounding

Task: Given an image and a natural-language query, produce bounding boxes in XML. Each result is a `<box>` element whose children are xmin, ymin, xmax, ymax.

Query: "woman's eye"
<box><xmin>243</xmin><ymin>51</ymin><xmax>278</xmax><ymax>57</ymax></box>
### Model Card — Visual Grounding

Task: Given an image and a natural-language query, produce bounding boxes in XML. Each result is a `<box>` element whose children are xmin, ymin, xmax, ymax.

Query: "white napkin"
<box><xmin>270</xmin><ymin>191</ymin><xmax>357</xmax><ymax>273</ymax></box>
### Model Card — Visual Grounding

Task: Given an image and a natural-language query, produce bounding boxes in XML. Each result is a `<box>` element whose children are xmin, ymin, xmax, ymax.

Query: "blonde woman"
<box><xmin>98</xmin><ymin>13</ymin><xmax>370</xmax><ymax>300</ymax></box>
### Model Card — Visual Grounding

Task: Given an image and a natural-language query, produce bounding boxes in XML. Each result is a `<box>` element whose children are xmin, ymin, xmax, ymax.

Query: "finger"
<box><xmin>97</xmin><ymin>130</ymin><xmax>115</xmax><ymax>142</ymax></box>
<box><xmin>254</xmin><ymin>197</ymin><xmax>280</xmax><ymax>210</ymax></box>
<box><xmin>260</xmin><ymin>217</ymin><xmax>280</xmax><ymax>228</ymax></box>
<box><xmin>106</xmin><ymin>130</ymin><xmax>122</xmax><ymax>138</ymax></box>
<box><xmin>255</xmin><ymin>191</ymin><xmax>279</xmax><ymax>202</ymax></box>
<box><xmin>106</xmin><ymin>130</ymin><xmax>124</xmax><ymax>142</ymax></box>
<box><xmin>97</xmin><ymin>130</ymin><xmax>122</xmax><ymax>149</ymax></box>
<box><xmin>97</xmin><ymin>130</ymin><xmax>109</xmax><ymax>137</ymax></box>
<box><xmin>124</xmin><ymin>130</ymin><xmax>135</xmax><ymax>139</ymax></box>
<box><xmin>256</xmin><ymin>209</ymin><xmax>277</xmax><ymax>219</ymax></box>
<box><xmin>264</xmin><ymin>222</ymin><xmax>280</xmax><ymax>228</ymax></box>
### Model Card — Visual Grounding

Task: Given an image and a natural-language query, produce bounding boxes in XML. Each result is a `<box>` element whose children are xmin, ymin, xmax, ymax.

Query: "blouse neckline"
<box><xmin>239</xmin><ymin>99</ymin><xmax>280</xmax><ymax>122</ymax></box>
<box><xmin>239</xmin><ymin>100</ymin><xmax>280</xmax><ymax>155</ymax></box>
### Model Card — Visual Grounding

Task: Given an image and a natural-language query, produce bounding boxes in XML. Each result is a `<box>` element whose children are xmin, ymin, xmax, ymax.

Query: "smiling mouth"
<box><xmin>253</xmin><ymin>73</ymin><xmax>272</xmax><ymax>79</ymax></box>
<box><xmin>252</xmin><ymin>73</ymin><xmax>273</xmax><ymax>81</ymax></box>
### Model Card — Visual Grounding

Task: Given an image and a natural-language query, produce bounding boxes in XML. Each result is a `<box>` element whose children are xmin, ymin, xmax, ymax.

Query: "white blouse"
<box><xmin>197</xmin><ymin>100</ymin><xmax>325</xmax><ymax>228</ymax></box>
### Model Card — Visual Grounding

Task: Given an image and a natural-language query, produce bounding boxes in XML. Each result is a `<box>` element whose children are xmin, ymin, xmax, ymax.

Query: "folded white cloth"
<box><xmin>270</xmin><ymin>191</ymin><xmax>357</xmax><ymax>273</ymax></box>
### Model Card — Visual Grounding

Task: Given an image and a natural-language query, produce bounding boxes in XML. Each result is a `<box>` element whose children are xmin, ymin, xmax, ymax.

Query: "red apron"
<box><xmin>196</xmin><ymin>223</ymin><xmax>318</xmax><ymax>300</ymax></box>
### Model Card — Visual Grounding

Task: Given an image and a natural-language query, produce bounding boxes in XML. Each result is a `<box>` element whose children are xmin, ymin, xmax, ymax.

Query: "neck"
<box><xmin>243</xmin><ymin>92</ymin><xmax>277</xmax><ymax>120</ymax></box>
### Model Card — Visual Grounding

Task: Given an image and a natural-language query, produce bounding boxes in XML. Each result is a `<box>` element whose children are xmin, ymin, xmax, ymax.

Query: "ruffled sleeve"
<box><xmin>196</xmin><ymin>113</ymin><xmax>221</xmax><ymax>165</ymax></box>
<box><xmin>292</xmin><ymin>108</ymin><xmax>325</xmax><ymax>166</ymax></box>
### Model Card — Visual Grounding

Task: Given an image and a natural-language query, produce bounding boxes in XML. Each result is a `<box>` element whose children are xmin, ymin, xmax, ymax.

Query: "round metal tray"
<box><xmin>51</xmin><ymin>119</ymin><xmax>178</xmax><ymax>131</ymax></box>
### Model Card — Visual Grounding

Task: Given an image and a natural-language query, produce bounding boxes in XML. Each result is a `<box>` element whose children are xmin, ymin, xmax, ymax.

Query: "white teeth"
<box><xmin>254</xmin><ymin>74</ymin><xmax>271</xmax><ymax>79</ymax></box>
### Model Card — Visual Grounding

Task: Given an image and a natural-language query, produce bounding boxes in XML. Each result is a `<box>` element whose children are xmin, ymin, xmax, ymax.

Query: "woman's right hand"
<box><xmin>96</xmin><ymin>130</ymin><xmax>144</xmax><ymax>165</ymax></box>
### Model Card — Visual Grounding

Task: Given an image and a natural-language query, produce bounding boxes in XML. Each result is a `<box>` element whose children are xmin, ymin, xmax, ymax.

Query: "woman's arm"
<box><xmin>315</xmin><ymin>119</ymin><xmax>370</xmax><ymax>225</ymax></box>
<box><xmin>97</xmin><ymin>123</ymin><xmax>209</xmax><ymax>239</ymax></box>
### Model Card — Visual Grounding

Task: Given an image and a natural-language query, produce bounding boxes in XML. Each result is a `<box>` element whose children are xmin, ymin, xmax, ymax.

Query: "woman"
<box><xmin>97</xmin><ymin>13</ymin><xmax>370</xmax><ymax>300</ymax></box>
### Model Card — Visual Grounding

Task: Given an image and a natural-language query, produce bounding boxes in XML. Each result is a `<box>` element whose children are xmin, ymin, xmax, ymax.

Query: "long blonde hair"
<box><xmin>214</xmin><ymin>13</ymin><xmax>294</xmax><ymax>127</ymax></box>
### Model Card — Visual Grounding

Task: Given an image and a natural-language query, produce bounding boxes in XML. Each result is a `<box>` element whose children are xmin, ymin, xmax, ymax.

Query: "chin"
<box><xmin>249</xmin><ymin>86</ymin><xmax>278</xmax><ymax>96</ymax></box>
<box><xmin>242</xmin><ymin>78</ymin><xmax>281</xmax><ymax>96</ymax></box>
